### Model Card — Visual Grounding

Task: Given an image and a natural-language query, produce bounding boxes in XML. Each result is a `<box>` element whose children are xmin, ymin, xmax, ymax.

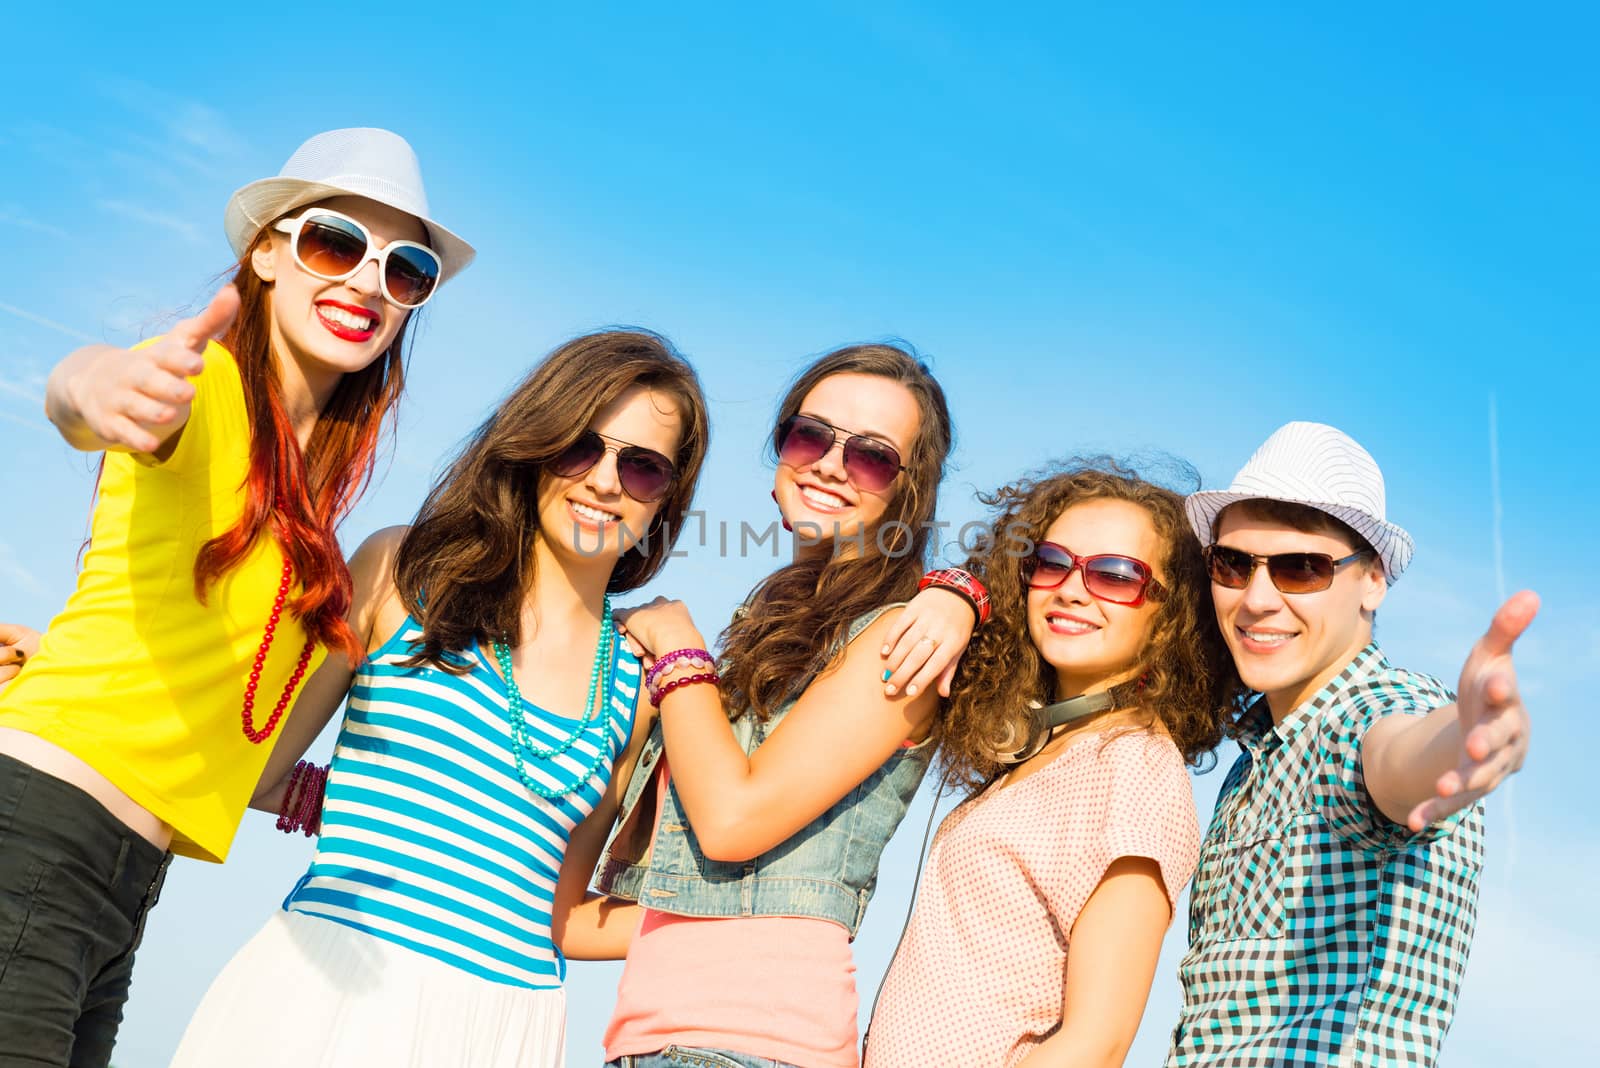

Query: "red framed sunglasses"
<box><xmin>1023</xmin><ymin>541</ymin><xmax>1165</xmax><ymax>607</ymax></box>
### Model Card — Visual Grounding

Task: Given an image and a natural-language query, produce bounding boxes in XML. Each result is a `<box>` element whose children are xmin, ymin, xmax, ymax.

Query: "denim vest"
<box><xmin>596</xmin><ymin>604</ymin><xmax>933</xmax><ymax>938</ymax></box>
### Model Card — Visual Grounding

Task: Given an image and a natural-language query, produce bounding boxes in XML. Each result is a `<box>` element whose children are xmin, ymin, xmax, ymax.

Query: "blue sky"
<box><xmin>3</xmin><ymin>5</ymin><xmax>1595</xmax><ymax>1065</ymax></box>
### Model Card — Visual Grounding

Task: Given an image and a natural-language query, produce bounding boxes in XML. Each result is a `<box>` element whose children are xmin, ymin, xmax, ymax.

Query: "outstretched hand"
<box><xmin>1408</xmin><ymin>590</ymin><xmax>1539</xmax><ymax>831</ymax></box>
<box><xmin>64</xmin><ymin>285</ymin><xmax>239</xmax><ymax>454</ymax></box>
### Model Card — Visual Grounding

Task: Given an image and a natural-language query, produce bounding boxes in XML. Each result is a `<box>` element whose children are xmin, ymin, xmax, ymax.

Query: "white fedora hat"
<box><xmin>223</xmin><ymin>127</ymin><xmax>475</xmax><ymax>284</ymax></box>
<box><xmin>1185</xmin><ymin>421</ymin><xmax>1415</xmax><ymax>582</ymax></box>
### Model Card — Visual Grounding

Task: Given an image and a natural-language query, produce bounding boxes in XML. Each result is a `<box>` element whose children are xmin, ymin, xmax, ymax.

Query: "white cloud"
<box><xmin>1447</xmin><ymin>876</ymin><xmax>1600</xmax><ymax>1064</ymax></box>
<box><xmin>0</xmin><ymin>301</ymin><xmax>97</xmax><ymax>344</ymax></box>
<box><xmin>94</xmin><ymin>199</ymin><xmax>205</xmax><ymax>244</ymax></box>
<box><xmin>0</xmin><ymin>205</ymin><xmax>71</xmax><ymax>240</ymax></box>
<box><xmin>95</xmin><ymin>77</ymin><xmax>251</xmax><ymax>167</ymax></box>
<box><xmin>0</xmin><ymin>367</ymin><xmax>50</xmax><ymax>432</ymax></box>
<box><xmin>0</xmin><ymin>540</ymin><xmax>48</xmax><ymax>598</ymax></box>
<box><xmin>0</xmin><ymin>378</ymin><xmax>43</xmax><ymax>406</ymax></box>
<box><xmin>0</xmin><ymin>408</ymin><xmax>49</xmax><ymax>433</ymax></box>
<box><xmin>8</xmin><ymin>121</ymin><xmax>95</xmax><ymax>177</ymax></box>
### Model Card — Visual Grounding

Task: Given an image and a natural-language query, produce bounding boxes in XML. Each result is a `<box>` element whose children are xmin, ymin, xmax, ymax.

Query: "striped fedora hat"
<box><xmin>1185</xmin><ymin>421</ymin><xmax>1415</xmax><ymax>582</ymax></box>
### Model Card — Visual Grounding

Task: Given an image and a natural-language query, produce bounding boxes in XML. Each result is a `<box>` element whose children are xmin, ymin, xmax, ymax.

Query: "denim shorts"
<box><xmin>606</xmin><ymin>1046</ymin><xmax>801</xmax><ymax>1068</ymax></box>
<box><xmin>0</xmin><ymin>752</ymin><xmax>171</xmax><ymax>1068</ymax></box>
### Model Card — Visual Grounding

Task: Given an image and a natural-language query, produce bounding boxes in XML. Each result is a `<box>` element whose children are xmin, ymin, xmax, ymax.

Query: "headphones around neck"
<box><xmin>996</xmin><ymin>690</ymin><xmax>1117</xmax><ymax>764</ymax></box>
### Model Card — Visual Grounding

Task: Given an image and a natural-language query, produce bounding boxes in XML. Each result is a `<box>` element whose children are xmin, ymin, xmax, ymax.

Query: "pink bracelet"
<box><xmin>644</xmin><ymin>647</ymin><xmax>714</xmax><ymax>697</ymax></box>
<box><xmin>275</xmin><ymin>761</ymin><xmax>308</xmax><ymax>833</ymax></box>
<box><xmin>277</xmin><ymin>760</ymin><xmax>327</xmax><ymax>837</ymax></box>
<box><xmin>300</xmin><ymin>764</ymin><xmax>327</xmax><ymax>837</ymax></box>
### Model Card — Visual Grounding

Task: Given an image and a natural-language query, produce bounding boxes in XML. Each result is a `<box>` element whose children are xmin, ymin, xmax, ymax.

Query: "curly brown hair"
<box><xmin>937</xmin><ymin>458</ymin><xmax>1243</xmax><ymax>793</ymax></box>
<box><xmin>717</xmin><ymin>342</ymin><xmax>953</xmax><ymax>720</ymax></box>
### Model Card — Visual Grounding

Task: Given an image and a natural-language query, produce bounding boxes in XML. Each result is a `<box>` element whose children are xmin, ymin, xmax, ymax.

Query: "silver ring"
<box><xmin>917</xmin><ymin>636</ymin><xmax>937</xmax><ymax>646</ymax></box>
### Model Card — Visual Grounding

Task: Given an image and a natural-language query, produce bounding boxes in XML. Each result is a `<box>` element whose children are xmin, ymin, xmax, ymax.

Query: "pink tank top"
<box><xmin>602</xmin><ymin>761</ymin><xmax>862</xmax><ymax>1067</ymax></box>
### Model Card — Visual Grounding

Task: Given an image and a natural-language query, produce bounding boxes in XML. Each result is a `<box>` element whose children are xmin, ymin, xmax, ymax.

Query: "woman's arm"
<box><xmin>46</xmin><ymin>287</ymin><xmax>238</xmax><ymax>456</ymax></box>
<box><xmin>552</xmin><ymin>675</ymin><xmax>656</xmax><ymax>960</ymax></box>
<box><xmin>248</xmin><ymin>525</ymin><xmax>409</xmax><ymax>813</ymax></box>
<box><xmin>620</xmin><ymin>601</ymin><xmax>939</xmax><ymax>862</ymax></box>
<box><xmin>1015</xmin><ymin>856</ymin><xmax>1173</xmax><ymax>1068</ymax></box>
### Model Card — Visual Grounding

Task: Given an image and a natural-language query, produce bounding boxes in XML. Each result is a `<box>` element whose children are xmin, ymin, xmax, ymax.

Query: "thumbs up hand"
<box><xmin>46</xmin><ymin>285</ymin><xmax>239</xmax><ymax>455</ymax></box>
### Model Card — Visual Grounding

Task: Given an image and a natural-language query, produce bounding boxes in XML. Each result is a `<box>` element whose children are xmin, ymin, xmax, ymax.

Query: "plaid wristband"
<box><xmin>918</xmin><ymin>567</ymin><xmax>991</xmax><ymax>625</ymax></box>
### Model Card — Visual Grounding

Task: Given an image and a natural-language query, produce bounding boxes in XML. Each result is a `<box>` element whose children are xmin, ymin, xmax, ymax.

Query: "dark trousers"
<box><xmin>0</xmin><ymin>752</ymin><xmax>170</xmax><ymax>1068</ymax></box>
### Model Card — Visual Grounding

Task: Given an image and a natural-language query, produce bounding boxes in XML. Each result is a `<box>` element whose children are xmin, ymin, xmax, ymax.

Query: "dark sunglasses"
<box><xmin>776</xmin><ymin>414</ymin><xmax>905</xmax><ymax>493</ymax></box>
<box><xmin>549</xmin><ymin>430</ymin><xmax>676</xmax><ymax>502</ymax></box>
<box><xmin>273</xmin><ymin>208</ymin><xmax>442</xmax><ymax>308</ymax></box>
<box><xmin>1023</xmin><ymin>541</ymin><xmax>1165</xmax><ymax>607</ymax></box>
<box><xmin>1203</xmin><ymin>544</ymin><xmax>1374</xmax><ymax>594</ymax></box>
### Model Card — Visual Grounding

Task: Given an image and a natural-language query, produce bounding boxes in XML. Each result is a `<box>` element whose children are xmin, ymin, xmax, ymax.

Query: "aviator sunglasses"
<box><xmin>273</xmin><ymin>207</ymin><xmax>443</xmax><ymax>309</ymax></box>
<box><xmin>549</xmin><ymin>430</ymin><xmax>676</xmax><ymax>502</ymax></box>
<box><xmin>1203</xmin><ymin>544</ymin><xmax>1374</xmax><ymax>594</ymax></box>
<box><xmin>776</xmin><ymin>414</ymin><xmax>905</xmax><ymax>493</ymax></box>
<box><xmin>1023</xmin><ymin>541</ymin><xmax>1165</xmax><ymax>607</ymax></box>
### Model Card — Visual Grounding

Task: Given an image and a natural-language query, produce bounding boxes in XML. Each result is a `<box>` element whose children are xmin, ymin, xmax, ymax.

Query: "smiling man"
<box><xmin>1167</xmin><ymin>421</ymin><xmax>1538</xmax><ymax>1068</ymax></box>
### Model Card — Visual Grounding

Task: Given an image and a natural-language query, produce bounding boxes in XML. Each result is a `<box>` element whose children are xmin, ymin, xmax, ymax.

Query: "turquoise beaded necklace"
<box><xmin>490</xmin><ymin>595</ymin><xmax>614</xmax><ymax>801</ymax></box>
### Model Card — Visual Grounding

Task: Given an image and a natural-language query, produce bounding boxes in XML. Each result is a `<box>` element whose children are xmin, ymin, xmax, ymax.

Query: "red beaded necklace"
<box><xmin>241</xmin><ymin>557</ymin><xmax>316</xmax><ymax>744</ymax></box>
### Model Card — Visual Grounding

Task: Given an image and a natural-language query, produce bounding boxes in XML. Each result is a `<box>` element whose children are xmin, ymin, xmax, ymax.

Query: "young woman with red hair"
<box><xmin>0</xmin><ymin>128</ymin><xmax>473</xmax><ymax>1068</ymax></box>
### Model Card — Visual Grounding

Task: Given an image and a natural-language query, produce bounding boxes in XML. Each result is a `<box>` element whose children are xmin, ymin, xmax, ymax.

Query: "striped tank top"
<box><xmin>283</xmin><ymin>614</ymin><xmax>639</xmax><ymax>989</ymax></box>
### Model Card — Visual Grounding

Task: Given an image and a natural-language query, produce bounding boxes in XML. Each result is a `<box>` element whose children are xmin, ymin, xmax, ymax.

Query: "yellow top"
<box><xmin>0</xmin><ymin>339</ymin><xmax>327</xmax><ymax>861</ymax></box>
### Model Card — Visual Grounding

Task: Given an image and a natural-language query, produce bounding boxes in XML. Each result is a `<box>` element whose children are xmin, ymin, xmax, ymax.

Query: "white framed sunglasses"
<box><xmin>272</xmin><ymin>207</ymin><xmax>442</xmax><ymax>308</ymax></box>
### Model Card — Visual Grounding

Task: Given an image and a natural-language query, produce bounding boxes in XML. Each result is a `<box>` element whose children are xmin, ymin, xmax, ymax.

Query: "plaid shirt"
<box><xmin>1167</xmin><ymin>644</ymin><xmax>1485</xmax><ymax>1068</ymax></box>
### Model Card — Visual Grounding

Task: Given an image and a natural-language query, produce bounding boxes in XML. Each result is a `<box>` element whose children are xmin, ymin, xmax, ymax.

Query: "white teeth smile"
<box><xmin>1243</xmin><ymin>630</ymin><xmax>1294</xmax><ymax>644</ymax></box>
<box><xmin>570</xmin><ymin>501</ymin><xmax>620</xmax><ymax>523</ymax></box>
<box><xmin>319</xmin><ymin>305</ymin><xmax>377</xmax><ymax>330</ymax></box>
<box><xmin>1048</xmin><ymin>614</ymin><xmax>1098</xmax><ymax>634</ymax></box>
<box><xmin>800</xmin><ymin>486</ymin><xmax>849</xmax><ymax>509</ymax></box>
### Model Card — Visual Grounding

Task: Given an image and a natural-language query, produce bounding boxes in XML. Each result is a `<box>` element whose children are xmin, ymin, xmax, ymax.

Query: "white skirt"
<box><xmin>169</xmin><ymin>910</ymin><xmax>567</xmax><ymax>1068</ymax></box>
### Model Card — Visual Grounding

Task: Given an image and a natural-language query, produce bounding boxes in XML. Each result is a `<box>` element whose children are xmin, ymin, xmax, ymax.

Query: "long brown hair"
<box><xmin>395</xmin><ymin>329</ymin><xmax>709</xmax><ymax>668</ymax></box>
<box><xmin>717</xmin><ymin>343</ymin><xmax>953</xmax><ymax>720</ymax></box>
<box><xmin>192</xmin><ymin>247</ymin><xmax>411</xmax><ymax>665</ymax></box>
<box><xmin>937</xmin><ymin>458</ymin><xmax>1243</xmax><ymax>793</ymax></box>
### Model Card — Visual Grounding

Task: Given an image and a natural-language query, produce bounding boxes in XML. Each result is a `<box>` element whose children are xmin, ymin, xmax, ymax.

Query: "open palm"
<box><xmin>1408</xmin><ymin>590</ymin><xmax>1539</xmax><ymax>830</ymax></box>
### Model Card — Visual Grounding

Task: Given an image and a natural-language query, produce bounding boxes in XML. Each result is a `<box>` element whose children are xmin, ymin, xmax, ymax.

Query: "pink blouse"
<box><xmin>864</xmin><ymin>729</ymin><xmax>1199</xmax><ymax>1068</ymax></box>
<box><xmin>603</xmin><ymin>761</ymin><xmax>862</xmax><ymax>1067</ymax></box>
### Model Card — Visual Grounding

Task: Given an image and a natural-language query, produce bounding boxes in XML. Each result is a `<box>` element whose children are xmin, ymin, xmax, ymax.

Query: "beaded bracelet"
<box><xmin>918</xmin><ymin>567</ymin><xmax>992</xmax><ymax>625</ymax></box>
<box><xmin>297</xmin><ymin>763</ymin><xmax>327</xmax><ymax>837</ymax></box>
<box><xmin>276</xmin><ymin>759</ymin><xmax>328</xmax><ymax>837</ymax></box>
<box><xmin>644</xmin><ymin>647</ymin><xmax>714</xmax><ymax>696</ymax></box>
<box><xmin>278</xmin><ymin>761</ymin><xmax>307</xmax><ymax>834</ymax></box>
<box><xmin>275</xmin><ymin>761</ymin><xmax>308</xmax><ymax>833</ymax></box>
<box><xmin>652</xmin><ymin>671</ymin><xmax>720</xmax><ymax>707</ymax></box>
<box><xmin>305</xmin><ymin>764</ymin><xmax>328</xmax><ymax>837</ymax></box>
